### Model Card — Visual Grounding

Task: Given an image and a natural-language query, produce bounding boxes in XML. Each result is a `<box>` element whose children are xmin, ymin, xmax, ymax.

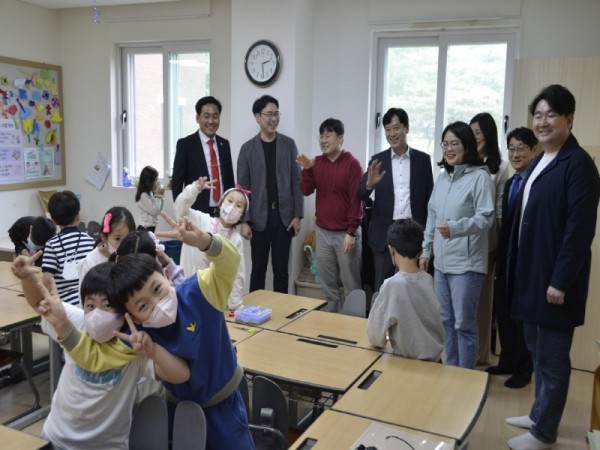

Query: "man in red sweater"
<box><xmin>297</xmin><ymin>118</ymin><xmax>363</xmax><ymax>312</ymax></box>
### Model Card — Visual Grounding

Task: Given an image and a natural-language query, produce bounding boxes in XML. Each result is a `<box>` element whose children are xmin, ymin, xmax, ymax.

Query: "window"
<box><xmin>118</xmin><ymin>43</ymin><xmax>210</xmax><ymax>186</ymax></box>
<box><xmin>372</xmin><ymin>32</ymin><xmax>515</xmax><ymax>170</ymax></box>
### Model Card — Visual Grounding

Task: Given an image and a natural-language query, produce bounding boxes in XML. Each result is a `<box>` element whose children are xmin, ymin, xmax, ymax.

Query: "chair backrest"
<box><xmin>87</xmin><ymin>220</ymin><xmax>101</xmax><ymax>241</ymax></box>
<box><xmin>341</xmin><ymin>289</ymin><xmax>367</xmax><ymax>318</ymax></box>
<box><xmin>172</xmin><ymin>401</ymin><xmax>207</xmax><ymax>450</ymax></box>
<box><xmin>251</xmin><ymin>376</ymin><xmax>289</xmax><ymax>450</ymax></box>
<box><xmin>129</xmin><ymin>394</ymin><xmax>169</xmax><ymax>450</ymax></box>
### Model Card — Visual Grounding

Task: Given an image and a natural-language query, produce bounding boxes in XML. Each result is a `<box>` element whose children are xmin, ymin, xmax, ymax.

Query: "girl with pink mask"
<box><xmin>174</xmin><ymin>177</ymin><xmax>249</xmax><ymax>311</ymax></box>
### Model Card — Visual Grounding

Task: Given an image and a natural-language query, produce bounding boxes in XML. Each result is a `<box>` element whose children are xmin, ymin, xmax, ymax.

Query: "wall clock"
<box><xmin>244</xmin><ymin>40</ymin><xmax>281</xmax><ymax>87</ymax></box>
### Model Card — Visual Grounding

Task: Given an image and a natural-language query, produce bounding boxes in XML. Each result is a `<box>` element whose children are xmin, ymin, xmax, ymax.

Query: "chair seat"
<box><xmin>0</xmin><ymin>349</ymin><xmax>24</xmax><ymax>367</ymax></box>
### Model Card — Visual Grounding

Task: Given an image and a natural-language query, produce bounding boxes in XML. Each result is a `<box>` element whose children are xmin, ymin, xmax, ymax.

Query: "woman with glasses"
<box><xmin>419</xmin><ymin>121</ymin><xmax>495</xmax><ymax>369</ymax></box>
<box><xmin>469</xmin><ymin>112</ymin><xmax>510</xmax><ymax>366</ymax></box>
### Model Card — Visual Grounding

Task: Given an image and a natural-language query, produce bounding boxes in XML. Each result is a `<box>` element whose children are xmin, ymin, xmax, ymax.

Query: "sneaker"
<box><xmin>507</xmin><ymin>432</ymin><xmax>554</xmax><ymax>450</ymax></box>
<box><xmin>505</xmin><ymin>415</ymin><xmax>535</xmax><ymax>429</ymax></box>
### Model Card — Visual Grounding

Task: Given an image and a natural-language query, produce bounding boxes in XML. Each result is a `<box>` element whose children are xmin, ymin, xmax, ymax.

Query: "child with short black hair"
<box><xmin>8</xmin><ymin>215</ymin><xmax>56</xmax><ymax>266</ymax></box>
<box><xmin>366</xmin><ymin>218</ymin><xmax>444</xmax><ymax>361</ymax></box>
<box><xmin>107</xmin><ymin>214</ymin><xmax>253</xmax><ymax>449</ymax></box>
<box><xmin>135</xmin><ymin>165</ymin><xmax>165</xmax><ymax>232</ymax></box>
<box><xmin>12</xmin><ymin>256</ymin><xmax>190</xmax><ymax>450</ymax></box>
<box><xmin>42</xmin><ymin>190</ymin><xmax>95</xmax><ymax>305</ymax></box>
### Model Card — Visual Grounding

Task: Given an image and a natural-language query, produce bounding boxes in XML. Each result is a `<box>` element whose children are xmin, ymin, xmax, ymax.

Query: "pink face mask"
<box><xmin>220</xmin><ymin>203</ymin><xmax>243</xmax><ymax>225</ymax></box>
<box><xmin>142</xmin><ymin>286</ymin><xmax>178</xmax><ymax>328</ymax></box>
<box><xmin>84</xmin><ymin>308</ymin><xmax>124</xmax><ymax>343</ymax></box>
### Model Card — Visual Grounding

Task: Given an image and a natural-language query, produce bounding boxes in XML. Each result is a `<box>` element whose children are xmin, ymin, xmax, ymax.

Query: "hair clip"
<box><xmin>235</xmin><ymin>183</ymin><xmax>252</xmax><ymax>196</ymax></box>
<box><xmin>102</xmin><ymin>213</ymin><xmax>112</xmax><ymax>234</ymax></box>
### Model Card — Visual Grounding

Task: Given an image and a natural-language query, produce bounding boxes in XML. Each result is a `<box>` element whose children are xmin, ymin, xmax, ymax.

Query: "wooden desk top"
<box><xmin>0</xmin><ymin>425</ymin><xmax>50</xmax><ymax>449</ymax></box>
<box><xmin>289</xmin><ymin>410</ymin><xmax>455</xmax><ymax>450</ymax></box>
<box><xmin>228</xmin><ymin>290</ymin><xmax>326</xmax><ymax>331</ymax></box>
<box><xmin>280</xmin><ymin>309</ymin><xmax>392</xmax><ymax>351</ymax></box>
<box><xmin>0</xmin><ymin>261</ymin><xmax>20</xmax><ymax>288</ymax></box>
<box><xmin>226</xmin><ymin>322</ymin><xmax>260</xmax><ymax>346</ymax></box>
<box><xmin>0</xmin><ymin>288</ymin><xmax>38</xmax><ymax>330</ymax></box>
<box><xmin>332</xmin><ymin>353</ymin><xmax>489</xmax><ymax>443</ymax></box>
<box><xmin>235</xmin><ymin>329</ymin><xmax>381</xmax><ymax>393</ymax></box>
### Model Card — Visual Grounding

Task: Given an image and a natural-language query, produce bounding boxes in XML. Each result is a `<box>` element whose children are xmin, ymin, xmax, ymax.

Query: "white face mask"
<box><xmin>143</xmin><ymin>286</ymin><xmax>178</xmax><ymax>328</ymax></box>
<box><xmin>26</xmin><ymin>237</ymin><xmax>42</xmax><ymax>255</ymax></box>
<box><xmin>84</xmin><ymin>308</ymin><xmax>125</xmax><ymax>343</ymax></box>
<box><xmin>220</xmin><ymin>203</ymin><xmax>243</xmax><ymax>225</ymax></box>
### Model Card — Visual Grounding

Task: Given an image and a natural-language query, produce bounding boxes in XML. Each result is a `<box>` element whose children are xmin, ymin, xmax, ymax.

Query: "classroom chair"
<box><xmin>341</xmin><ymin>289</ymin><xmax>367</xmax><ymax>318</ymax></box>
<box><xmin>249</xmin><ymin>376</ymin><xmax>289</xmax><ymax>450</ymax></box>
<box><xmin>87</xmin><ymin>220</ymin><xmax>101</xmax><ymax>241</ymax></box>
<box><xmin>0</xmin><ymin>348</ymin><xmax>41</xmax><ymax>425</ymax></box>
<box><xmin>129</xmin><ymin>394</ymin><xmax>168</xmax><ymax>450</ymax></box>
<box><xmin>172</xmin><ymin>401</ymin><xmax>207</xmax><ymax>450</ymax></box>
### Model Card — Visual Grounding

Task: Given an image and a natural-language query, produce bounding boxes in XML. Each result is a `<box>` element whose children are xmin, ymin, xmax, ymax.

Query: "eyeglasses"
<box><xmin>440</xmin><ymin>140</ymin><xmax>461</xmax><ymax>149</ymax></box>
<box><xmin>260</xmin><ymin>112</ymin><xmax>281</xmax><ymax>120</ymax></box>
<box><xmin>508</xmin><ymin>145</ymin><xmax>530</xmax><ymax>154</ymax></box>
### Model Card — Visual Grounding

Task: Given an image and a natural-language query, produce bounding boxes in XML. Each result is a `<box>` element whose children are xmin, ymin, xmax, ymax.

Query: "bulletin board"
<box><xmin>0</xmin><ymin>56</ymin><xmax>65</xmax><ymax>191</ymax></box>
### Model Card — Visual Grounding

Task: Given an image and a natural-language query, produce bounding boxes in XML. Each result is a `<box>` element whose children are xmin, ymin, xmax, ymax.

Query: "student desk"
<box><xmin>0</xmin><ymin>261</ymin><xmax>20</xmax><ymax>288</ymax></box>
<box><xmin>228</xmin><ymin>290</ymin><xmax>326</xmax><ymax>331</ymax></box>
<box><xmin>0</xmin><ymin>425</ymin><xmax>50</xmax><ymax>449</ymax></box>
<box><xmin>235</xmin><ymin>328</ymin><xmax>381</xmax><ymax>427</ymax></box>
<box><xmin>226</xmin><ymin>322</ymin><xmax>260</xmax><ymax>346</ymax></box>
<box><xmin>332</xmin><ymin>353</ymin><xmax>489</xmax><ymax>445</ymax></box>
<box><xmin>0</xmin><ymin>288</ymin><xmax>49</xmax><ymax>429</ymax></box>
<box><xmin>279</xmin><ymin>309</ymin><xmax>393</xmax><ymax>352</ymax></box>
<box><xmin>289</xmin><ymin>410</ymin><xmax>456</xmax><ymax>450</ymax></box>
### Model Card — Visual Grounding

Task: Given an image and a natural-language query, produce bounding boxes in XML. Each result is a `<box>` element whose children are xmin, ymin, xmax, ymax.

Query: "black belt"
<box><xmin>270</xmin><ymin>201</ymin><xmax>279</xmax><ymax>209</ymax></box>
<box><xmin>209</xmin><ymin>206</ymin><xmax>220</xmax><ymax>217</ymax></box>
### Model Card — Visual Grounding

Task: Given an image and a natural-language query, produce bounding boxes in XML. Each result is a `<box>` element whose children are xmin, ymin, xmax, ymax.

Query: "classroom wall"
<box><xmin>1</xmin><ymin>0</ymin><xmax>599</xmax><ymax>296</ymax></box>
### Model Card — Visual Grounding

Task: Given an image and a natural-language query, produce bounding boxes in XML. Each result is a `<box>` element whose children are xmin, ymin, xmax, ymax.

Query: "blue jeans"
<box><xmin>523</xmin><ymin>323</ymin><xmax>574</xmax><ymax>444</ymax></box>
<box><xmin>434</xmin><ymin>270</ymin><xmax>484</xmax><ymax>369</ymax></box>
<box><xmin>249</xmin><ymin>208</ymin><xmax>292</xmax><ymax>293</ymax></box>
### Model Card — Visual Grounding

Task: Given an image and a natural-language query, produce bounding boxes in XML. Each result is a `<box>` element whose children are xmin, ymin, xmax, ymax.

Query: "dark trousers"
<box><xmin>494</xmin><ymin>275</ymin><xmax>533</xmax><ymax>380</ymax></box>
<box><xmin>372</xmin><ymin>249</ymin><xmax>395</xmax><ymax>293</ymax></box>
<box><xmin>249</xmin><ymin>208</ymin><xmax>292</xmax><ymax>293</ymax></box>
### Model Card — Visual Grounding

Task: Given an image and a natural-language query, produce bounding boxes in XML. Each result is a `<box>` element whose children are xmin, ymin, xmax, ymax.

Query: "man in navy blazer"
<box><xmin>505</xmin><ymin>85</ymin><xmax>600</xmax><ymax>450</ymax></box>
<box><xmin>357</xmin><ymin>108</ymin><xmax>433</xmax><ymax>292</ymax></box>
<box><xmin>171</xmin><ymin>96</ymin><xmax>234</xmax><ymax>215</ymax></box>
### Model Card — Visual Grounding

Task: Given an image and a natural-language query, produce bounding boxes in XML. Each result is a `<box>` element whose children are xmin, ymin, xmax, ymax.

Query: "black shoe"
<box><xmin>486</xmin><ymin>365</ymin><xmax>512</xmax><ymax>375</ymax></box>
<box><xmin>504</xmin><ymin>376</ymin><xmax>531</xmax><ymax>389</ymax></box>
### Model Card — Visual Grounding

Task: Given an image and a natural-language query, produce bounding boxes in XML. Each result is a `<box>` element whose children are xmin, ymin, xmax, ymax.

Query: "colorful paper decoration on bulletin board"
<box><xmin>0</xmin><ymin>56</ymin><xmax>65</xmax><ymax>191</ymax></box>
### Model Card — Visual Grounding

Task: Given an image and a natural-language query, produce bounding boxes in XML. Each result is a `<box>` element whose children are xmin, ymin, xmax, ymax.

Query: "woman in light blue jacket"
<box><xmin>419</xmin><ymin>121</ymin><xmax>495</xmax><ymax>369</ymax></box>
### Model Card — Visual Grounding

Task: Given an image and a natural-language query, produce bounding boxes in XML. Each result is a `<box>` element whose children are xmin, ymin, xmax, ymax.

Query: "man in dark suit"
<box><xmin>505</xmin><ymin>85</ymin><xmax>600</xmax><ymax>450</ymax></box>
<box><xmin>487</xmin><ymin>127</ymin><xmax>536</xmax><ymax>388</ymax></box>
<box><xmin>171</xmin><ymin>96</ymin><xmax>235</xmax><ymax>216</ymax></box>
<box><xmin>357</xmin><ymin>108</ymin><xmax>433</xmax><ymax>292</ymax></box>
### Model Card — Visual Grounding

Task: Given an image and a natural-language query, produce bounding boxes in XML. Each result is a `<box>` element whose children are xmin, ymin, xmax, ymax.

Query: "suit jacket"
<box><xmin>357</xmin><ymin>148</ymin><xmax>433</xmax><ymax>253</ymax></box>
<box><xmin>237</xmin><ymin>133</ymin><xmax>304</xmax><ymax>231</ymax></box>
<box><xmin>507</xmin><ymin>134</ymin><xmax>600</xmax><ymax>329</ymax></box>
<box><xmin>171</xmin><ymin>131</ymin><xmax>235</xmax><ymax>213</ymax></box>
<box><xmin>495</xmin><ymin>173</ymin><xmax>519</xmax><ymax>282</ymax></box>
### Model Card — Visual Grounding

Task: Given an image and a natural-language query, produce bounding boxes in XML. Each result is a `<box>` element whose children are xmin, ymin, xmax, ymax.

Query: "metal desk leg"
<box><xmin>49</xmin><ymin>339</ymin><xmax>63</xmax><ymax>396</ymax></box>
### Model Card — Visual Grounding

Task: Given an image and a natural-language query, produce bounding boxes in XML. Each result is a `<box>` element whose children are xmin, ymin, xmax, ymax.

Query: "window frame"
<box><xmin>116</xmin><ymin>41</ymin><xmax>211</xmax><ymax>186</ymax></box>
<box><xmin>370</xmin><ymin>29</ymin><xmax>516</xmax><ymax>172</ymax></box>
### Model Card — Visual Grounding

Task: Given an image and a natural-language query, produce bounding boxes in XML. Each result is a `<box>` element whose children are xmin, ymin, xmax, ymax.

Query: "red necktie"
<box><xmin>208</xmin><ymin>138</ymin><xmax>220</xmax><ymax>202</ymax></box>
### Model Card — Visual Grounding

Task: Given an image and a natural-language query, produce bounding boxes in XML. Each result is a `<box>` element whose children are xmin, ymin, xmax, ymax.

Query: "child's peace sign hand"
<box><xmin>11</xmin><ymin>251</ymin><xmax>42</xmax><ymax>280</ymax></box>
<box><xmin>114</xmin><ymin>313</ymin><xmax>155</xmax><ymax>357</ymax></box>
<box><xmin>157</xmin><ymin>212</ymin><xmax>211</xmax><ymax>251</ymax></box>
<box><xmin>194</xmin><ymin>176</ymin><xmax>216</xmax><ymax>192</ymax></box>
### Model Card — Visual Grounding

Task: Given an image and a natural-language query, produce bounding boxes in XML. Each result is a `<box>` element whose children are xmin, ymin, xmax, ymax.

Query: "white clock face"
<box><xmin>245</xmin><ymin>42</ymin><xmax>280</xmax><ymax>85</ymax></box>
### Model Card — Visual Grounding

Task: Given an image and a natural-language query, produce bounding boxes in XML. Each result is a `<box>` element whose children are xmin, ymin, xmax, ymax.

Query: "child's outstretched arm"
<box><xmin>12</xmin><ymin>251</ymin><xmax>49</xmax><ymax>311</ymax></box>
<box><xmin>157</xmin><ymin>212</ymin><xmax>240</xmax><ymax>311</ymax></box>
<box><xmin>173</xmin><ymin>176</ymin><xmax>215</xmax><ymax>220</ymax></box>
<box><xmin>115</xmin><ymin>314</ymin><xmax>190</xmax><ymax>384</ymax></box>
<box><xmin>33</xmin><ymin>278</ymin><xmax>74</xmax><ymax>339</ymax></box>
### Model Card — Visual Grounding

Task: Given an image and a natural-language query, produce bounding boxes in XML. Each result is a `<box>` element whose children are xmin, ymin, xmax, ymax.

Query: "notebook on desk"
<box><xmin>349</xmin><ymin>422</ymin><xmax>453</xmax><ymax>450</ymax></box>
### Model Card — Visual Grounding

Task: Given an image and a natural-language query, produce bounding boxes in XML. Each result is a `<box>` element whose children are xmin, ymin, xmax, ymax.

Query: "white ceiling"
<box><xmin>19</xmin><ymin>0</ymin><xmax>184</xmax><ymax>9</ymax></box>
